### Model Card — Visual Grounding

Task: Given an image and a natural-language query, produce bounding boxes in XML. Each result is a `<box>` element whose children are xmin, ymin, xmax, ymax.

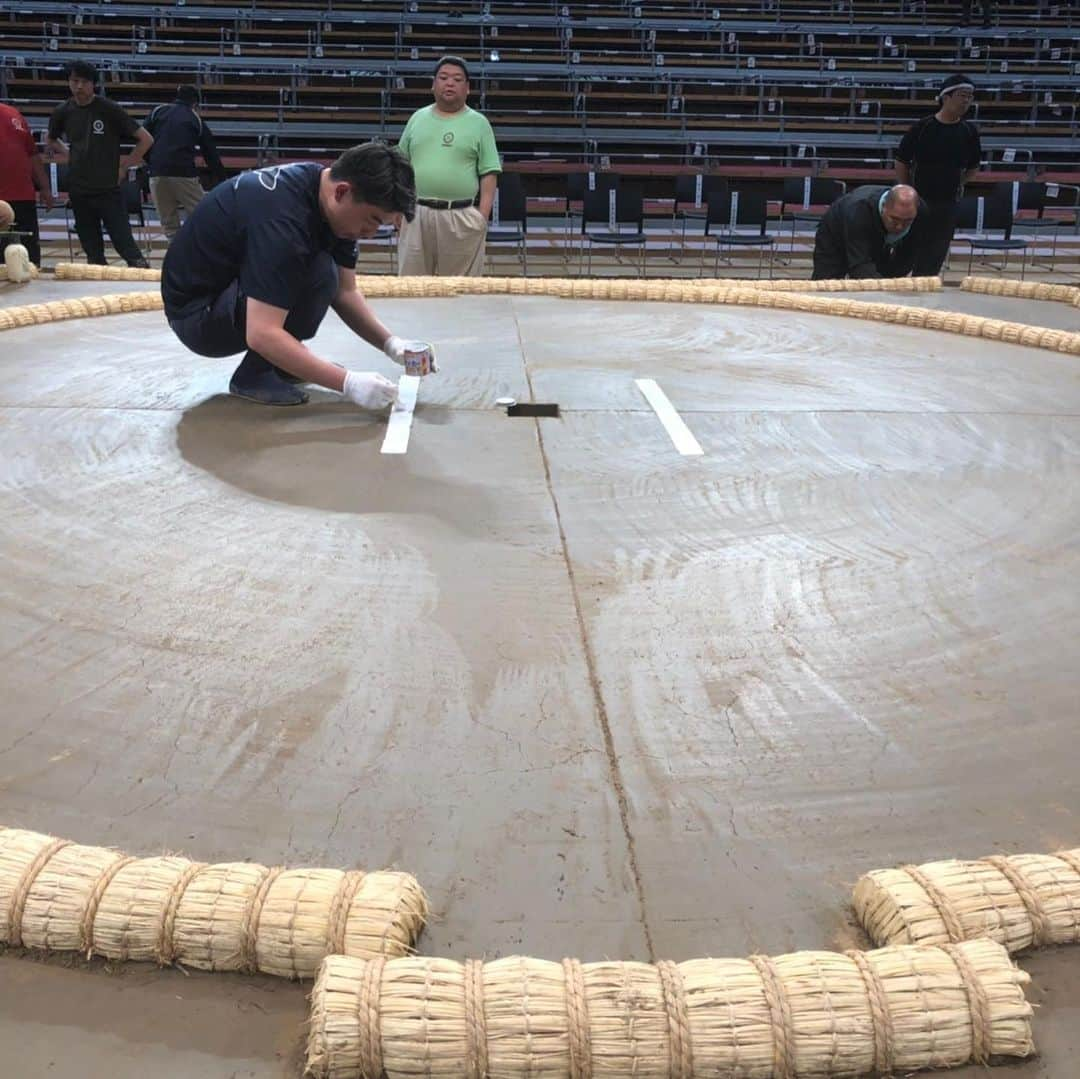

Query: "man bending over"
<box><xmin>812</xmin><ymin>184</ymin><xmax>925</xmax><ymax>281</ymax></box>
<box><xmin>162</xmin><ymin>142</ymin><xmax>430</xmax><ymax>407</ymax></box>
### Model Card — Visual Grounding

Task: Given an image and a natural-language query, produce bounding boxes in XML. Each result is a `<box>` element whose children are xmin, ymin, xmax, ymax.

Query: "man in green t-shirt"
<box><xmin>395</xmin><ymin>56</ymin><xmax>501</xmax><ymax>276</ymax></box>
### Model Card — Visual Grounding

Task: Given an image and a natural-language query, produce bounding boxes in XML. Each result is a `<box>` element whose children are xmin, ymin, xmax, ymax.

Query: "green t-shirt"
<box><xmin>398</xmin><ymin>105</ymin><xmax>501</xmax><ymax>202</ymax></box>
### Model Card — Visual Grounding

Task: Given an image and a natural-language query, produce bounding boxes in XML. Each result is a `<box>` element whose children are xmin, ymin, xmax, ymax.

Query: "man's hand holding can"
<box><xmin>383</xmin><ymin>334</ymin><xmax>439</xmax><ymax>375</ymax></box>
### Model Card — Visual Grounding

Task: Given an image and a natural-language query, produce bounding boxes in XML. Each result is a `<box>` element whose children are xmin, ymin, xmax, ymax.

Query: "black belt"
<box><xmin>418</xmin><ymin>197</ymin><xmax>475</xmax><ymax>210</ymax></box>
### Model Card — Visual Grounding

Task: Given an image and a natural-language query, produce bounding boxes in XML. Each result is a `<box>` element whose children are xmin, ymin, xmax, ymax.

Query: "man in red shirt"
<box><xmin>0</xmin><ymin>100</ymin><xmax>53</xmax><ymax>266</ymax></box>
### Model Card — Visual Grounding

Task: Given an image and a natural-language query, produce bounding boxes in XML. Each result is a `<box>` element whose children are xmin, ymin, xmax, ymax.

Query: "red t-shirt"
<box><xmin>0</xmin><ymin>103</ymin><xmax>38</xmax><ymax>201</ymax></box>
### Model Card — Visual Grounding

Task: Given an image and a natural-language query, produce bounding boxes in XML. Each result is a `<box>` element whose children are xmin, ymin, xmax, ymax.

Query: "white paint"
<box><xmin>381</xmin><ymin>374</ymin><xmax>420</xmax><ymax>455</ymax></box>
<box><xmin>635</xmin><ymin>378</ymin><xmax>703</xmax><ymax>457</ymax></box>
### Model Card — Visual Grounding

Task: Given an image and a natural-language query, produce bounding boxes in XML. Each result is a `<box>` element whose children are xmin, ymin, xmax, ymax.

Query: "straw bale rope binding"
<box><xmin>5</xmin><ymin>274</ymin><xmax>1076</xmax><ymax>358</ymax></box>
<box><xmin>0</xmin><ymin>825</ymin><xmax>427</xmax><ymax>978</ymax></box>
<box><xmin>853</xmin><ymin>845</ymin><xmax>1080</xmax><ymax>953</ymax></box>
<box><xmin>54</xmin><ymin>261</ymin><xmax>161</xmax><ymax>282</ymax></box>
<box><xmin>0</xmin><ymin>291</ymin><xmax>162</xmax><ymax>332</ymax></box>
<box><xmin>961</xmin><ymin>275</ymin><xmax>1080</xmax><ymax>305</ymax></box>
<box><xmin>347</xmin><ymin>273</ymin><xmax>943</xmax><ymax>298</ymax></box>
<box><xmin>50</xmin><ymin>261</ymin><xmax>941</xmax><ymax>293</ymax></box>
<box><xmin>304</xmin><ymin>940</ymin><xmax>1033</xmax><ymax>1079</ymax></box>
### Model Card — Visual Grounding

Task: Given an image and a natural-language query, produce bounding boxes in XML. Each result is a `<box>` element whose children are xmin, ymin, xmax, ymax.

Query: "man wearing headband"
<box><xmin>895</xmin><ymin>74</ymin><xmax>982</xmax><ymax>277</ymax></box>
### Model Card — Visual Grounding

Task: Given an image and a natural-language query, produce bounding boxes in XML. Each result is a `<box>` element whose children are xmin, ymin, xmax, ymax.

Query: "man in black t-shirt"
<box><xmin>163</xmin><ymin>143</ymin><xmax>434</xmax><ymax>408</ymax></box>
<box><xmin>47</xmin><ymin>60</ymin><xmax>153</xmax><ymax>268</ymax></box>
<box><xmin>144</xmin><ymin>84</ymin><xmax>225</xmax><ymax>243</ymax></box>
<box><xmin>895</xmin><ymin>74</ymin><xmax>982</xmax><ymax>276</ymax></box>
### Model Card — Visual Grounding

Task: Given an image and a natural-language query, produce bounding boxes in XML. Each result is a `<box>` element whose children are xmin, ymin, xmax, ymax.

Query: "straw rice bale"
<box><xmin>0</xmin><ymin>291</ymin><xmax>162</xmax><ymax>332</ymax></box>
<box><xmin>5</xmin><ymin>274</ymin><xmax>1074</xmax><ymax>361</ymax></box>
<box><xmin>0</xmin><ymin>826</ymin><xmax>426</xmax><ymax>978</ymax></box>
<box><xmin>961</xmin><ymin>275</ymin><xmax>1080</xmax><ymax>305</ymax></box>
<box><xmin>49</xmin><ymin>260</ymin><xmax>940</xmax><ymax>296</ymax></box>
<box><xmin>350</xmin><ymin>275</ymin><xmax>939</xmax><ymax>302</ymax></box>
<box><xmin>305</xmin><ymin>940</ymin><xmax>1033</xmax><ymax>1079</ymax></box>
<box><xmin>854</xmin><ymin>847</ymin><xmax>1080</xmax><ymax>953</ymax></box>
<box><xmin>54</xmin><ymin>261</ymin><xmax>161</xmax><ymax>282</ymax></box>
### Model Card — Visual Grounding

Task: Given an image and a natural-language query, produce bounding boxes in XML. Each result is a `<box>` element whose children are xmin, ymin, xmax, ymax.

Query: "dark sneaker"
<box><xmin>129</xmin><ymin>258</ymin><xmax>151</xmax><ymax>269</ymax></box>
<box><xmin>229</xmin><ymin>370</ymin><xmax>310</xmax><ymax>406</ymax></box>
<box><xmin>272</xmin><ymin>364</ymin><xmax>307</xmax><ymax>385</ymax></box>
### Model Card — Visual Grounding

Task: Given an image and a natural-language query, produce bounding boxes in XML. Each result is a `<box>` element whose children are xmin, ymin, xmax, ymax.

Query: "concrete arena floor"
<box><xmin>0</xmin><ymin>277</ymin><xmax>1078</xmax><ymax>1077</ymax></box>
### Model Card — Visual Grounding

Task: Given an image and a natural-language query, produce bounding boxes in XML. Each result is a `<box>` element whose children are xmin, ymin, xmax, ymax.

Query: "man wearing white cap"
<box><xmin>895</xmin><ymin>74</ymin><xmax>982</xmax><ymax>276</ymax></box>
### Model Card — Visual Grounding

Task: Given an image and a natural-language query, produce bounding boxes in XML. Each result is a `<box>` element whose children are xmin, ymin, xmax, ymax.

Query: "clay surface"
<box><xmin>0</xmin><ymin>283</ymin><xmax>1077</xmax><ymax>1075</ymax></box>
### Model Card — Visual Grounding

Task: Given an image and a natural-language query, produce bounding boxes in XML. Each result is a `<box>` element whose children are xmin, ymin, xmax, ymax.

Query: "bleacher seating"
<box><xmin>3</xmin><ymin>0</ymin><xmax>1077</xmax><ymax>270</ymax></box>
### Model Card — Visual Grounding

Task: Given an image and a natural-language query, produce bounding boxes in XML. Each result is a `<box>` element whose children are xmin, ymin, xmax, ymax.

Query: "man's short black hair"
<box><xmin>176</xmin><ymin>84</ymin><xmax>200</xmax><ymax>106</ymax></box>
<box><xmin>331</xmin><ymin>143</ymin><xmax>417</xmax><ymax>222</ymax></box>
<box><xmin>434</xmin><ymin>55</ymin><xmax>470</xmax><ymax>81</ymax></box>
<box><xmin>65</xmin><ymin>60</ymin><xmax>99</xmax><ymax>86</ymax></box>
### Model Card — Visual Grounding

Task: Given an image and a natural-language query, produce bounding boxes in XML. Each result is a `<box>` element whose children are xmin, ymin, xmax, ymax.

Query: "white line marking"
<box><xmin>381</xmin><ymin>375</ymin><xmax>420</xmax><ymax>455</ymax></box>
<box><xmin>635</xmin><ymin>378</ymin><xmax>704</xmax><ymax>456</ymax></box>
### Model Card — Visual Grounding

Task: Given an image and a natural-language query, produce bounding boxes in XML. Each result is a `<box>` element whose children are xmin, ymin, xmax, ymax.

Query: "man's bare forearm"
<box><xmin>31</xmin><ymin>155</ymin><xmax>50</xmax><ymax>196</ymax></box>
<box><xmin>478</xmin><ymin>172</ymin><xmax>498</xmax><ymax>219</ymax></box>
<box><xmin>332</xmin><ymin>286</ymin><xmax>392</xmax><ymax>351</ymax></box>
<box><xmin>246</xmin><ymin>327</ymin><xmax>348</xmax><ymax>392</ymax></box>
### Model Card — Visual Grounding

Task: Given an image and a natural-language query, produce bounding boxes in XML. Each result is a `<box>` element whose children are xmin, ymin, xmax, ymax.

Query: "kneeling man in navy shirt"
<box><xmin>162</xmin><ymin>142</ymin><xmax>429</xmax><ymax>408</ymax></box>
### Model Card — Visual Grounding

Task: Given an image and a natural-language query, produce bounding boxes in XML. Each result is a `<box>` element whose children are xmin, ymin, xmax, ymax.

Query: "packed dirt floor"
<box><xmin>0</xmin><ymin>276</ymin><xmax>1078</xmax><ymax>1076</ymax></box>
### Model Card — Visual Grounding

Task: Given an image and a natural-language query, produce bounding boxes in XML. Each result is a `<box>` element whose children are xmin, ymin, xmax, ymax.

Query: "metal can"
<box><xmin>402</xmin><ymin>340</ymin><xmax>434</xmax><ymax>377</ymax></box>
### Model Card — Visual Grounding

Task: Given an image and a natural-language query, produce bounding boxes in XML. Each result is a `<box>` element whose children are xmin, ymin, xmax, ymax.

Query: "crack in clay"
<box><xmin>0</xmin><ymin>728</ymin><xmax>36</xmax><ymax>756</ymax></box>
<box><xmin>510</xmin><ymin>298</ymin><xmax>656</xmax><ymax>962</ymax></box>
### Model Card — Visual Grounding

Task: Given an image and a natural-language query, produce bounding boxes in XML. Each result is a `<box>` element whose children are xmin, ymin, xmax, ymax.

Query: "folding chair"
<box><xmin>486</xmin><ymin>172</ymin><xmax>528</xmax><ymax>274</ymax></box>
<box><xmin>993</xmin><ymin>180</ymin><xmax>1079</xmax><ymax>270</ymax></box>
<box><xmin>703</xmin><ymin>189</ymin><xmax>776</xmax><ymax>278</ymax></box>
<box><xmin>581</xmin><ymin>185</ymin><xmax>647</xmax><ymax>277</ymax></box>
<box><xmin>564</xmin><ymin>171</ymin><xmax>619</xmax><ymax>258</ymax></box>
<box><xmin>121</xmin><ymin>176</ymin><xmax>150</xmax><ymax>254</ymax></box>
<box><xmin>953</xmin><ymin>194</ymin><xmax>1028</xmax><ymax>278</ymax></box>
<box><xmin>364</xmin><ymin>223</ymin><xmax>398</xmax><ymax>273</ymax></box>
<box><xmin>778</xmin><ymin>177</ymin><xmax>846</xmax><ymax>254</ymax></box>
<box><xmin>61</xmin><ymin>169</ymin><xmax>148</xmax><ymax>261</ymax></box>
<box><xmin>670</xmin><ymin>174</ymin><xmax>729</xmax><ymax>260</ymax></box>
<box><xmin>56</xmin><ymin>164</ymin><xmax>78</xmax><ymax>260</ymax></box>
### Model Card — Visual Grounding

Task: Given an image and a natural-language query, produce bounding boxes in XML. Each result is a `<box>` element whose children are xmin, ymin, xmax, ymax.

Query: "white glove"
<box><xmin>342</xmin><ymin>370</ymin><xmax>397</xmax><ymax>410</ymax></box>
<box><xmin>382</xmin><ymin>334</ymin><xmax>439</xmax><ymax>373</ymax></box>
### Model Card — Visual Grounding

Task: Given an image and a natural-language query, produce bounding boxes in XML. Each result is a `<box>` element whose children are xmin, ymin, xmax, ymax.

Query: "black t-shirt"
<box><xmin>896</xmin><ymin>115</ymin><xmax>981</xmax><ymax>204</ymax></box>
<box><xmin>161</xmin><ymin>162</ymin><xmax>358</xmax><ymax>320</ymax></box>
<box><xmin>48</xmin><ymin>96</ymin><xmax>139</xmax><ymax>195</ymax></box>
<box><xmin>144</xmin><ymin>101</ymin><xmax>223</xmax><ymax>179</ymax></box>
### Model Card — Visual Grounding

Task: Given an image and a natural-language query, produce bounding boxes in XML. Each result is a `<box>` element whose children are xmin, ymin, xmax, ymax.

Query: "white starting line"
<box><xmin>381</xmin><ymin>376</ymin><xmax>704</xmax><ymax>457</ymax></box>
<box><xmin>380</xmin><ymin>374</ymin><xmax>420</xmax><ymax>455</ymax></box>
<box><xmin>634</xmin><ymin>378</ymin><xmax>704</xmax><ymax>456</ymax></box>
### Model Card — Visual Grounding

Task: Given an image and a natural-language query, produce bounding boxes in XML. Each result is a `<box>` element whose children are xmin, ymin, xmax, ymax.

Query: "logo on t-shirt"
<box><xmin>254</xmin><ymin>165</ymin><xmax>283</xmax><ymax>190</ymax></box>
<box><xmin>92</xmin><ymin>119</ymin><xmax>105</xmax><ymax>135</ymax></box>
<box><xmin>442</xmin><ymin>132</ymin><xmax>455</xmax><ymax>146</ymax></box>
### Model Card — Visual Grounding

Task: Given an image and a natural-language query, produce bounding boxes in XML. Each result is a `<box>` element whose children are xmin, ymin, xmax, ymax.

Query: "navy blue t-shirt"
<box><xmin>162</xmin><ymin>162</ymin><xmax>357</xmax><ymax>319</ymax></box>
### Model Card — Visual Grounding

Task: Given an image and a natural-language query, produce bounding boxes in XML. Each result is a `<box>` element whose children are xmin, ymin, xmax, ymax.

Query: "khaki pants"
<box><xmin>398</xmin><ymin>203</ymin><xmax>487</xmax><ymax>276</ymax></box>
<box><xmin>150</xmin><ymin>176</ymin><xmax>205</xmax><ymax>241</ymax></box>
